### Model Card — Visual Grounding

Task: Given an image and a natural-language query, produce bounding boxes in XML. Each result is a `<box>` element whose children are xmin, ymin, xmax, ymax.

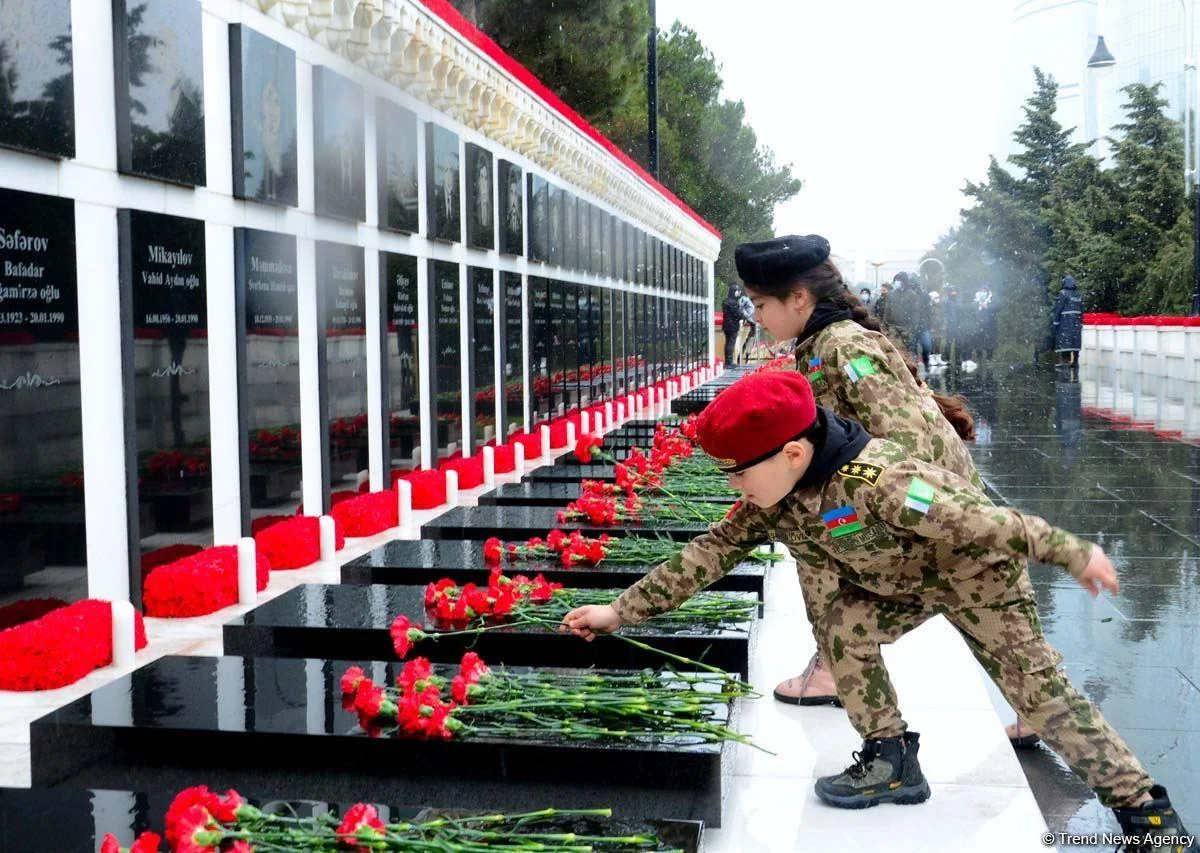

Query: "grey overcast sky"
<box><xmin>657</xmin><ymin>0</ymin><xmax>1014</xmax><ymax>274</ymax></box>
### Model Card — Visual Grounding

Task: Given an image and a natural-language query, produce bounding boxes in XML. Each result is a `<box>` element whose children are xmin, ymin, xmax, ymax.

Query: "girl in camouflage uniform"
<box><xmin>728</xmin><ymin>240</ymin><xmax>1031</xmax><ymax>712</ymax></box>
<box><xmin>562</xmin><ymin>372</ymin><xmax>1192</xmax><ymax>850</ymax></box>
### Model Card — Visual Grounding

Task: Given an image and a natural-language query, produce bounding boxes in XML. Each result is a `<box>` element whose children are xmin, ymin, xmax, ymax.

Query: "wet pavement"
<box><xmin>933</xmin><ymin>362</ymin><xmax>1200</xmax><ymax>846</ymax></box>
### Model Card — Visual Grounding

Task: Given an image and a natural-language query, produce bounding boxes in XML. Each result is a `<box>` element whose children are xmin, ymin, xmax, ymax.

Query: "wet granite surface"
<box><xmin>0</xmin><ymin>788</ymin><xmax>703</xmax><ymax>853</ymax></box>
<box><xmin>224</xmin><ymin>583</ymin><xmax>756</xmax><ymax>676</ymax></box>
<box><xmin>478</xmin><ymin>481</ymin><xmax>735</xmax><ymax>508</ymax></box>
<box><xmin>339</xmin><ymin>539</ymin><xmax>766</xmax><ymax>599</ymax></box>
<box><xmin>942</xmin><ymin>363</ymin><xmax>1200</xmax><ymax>839</ymax></box>
<box><xmin>420</xmin><ymin>505</ymin><xmax>708</xmax><ymax>542</ymax></box>
<box><xmin>29</xmin><ymin>656</ymin><xmax>733</xmax><ymax>825</ymax></box>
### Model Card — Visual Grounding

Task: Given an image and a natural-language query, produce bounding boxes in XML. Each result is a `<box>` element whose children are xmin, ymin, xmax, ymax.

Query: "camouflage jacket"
<box><xmin>794</xmin><ymin>319</ymin><xmax>980</xmax><ymax>487</ymax></box>
<box><xmin>611</xmin><ymin>438</ymin><xmax>1093</xmax><ymax>625</ymax></box>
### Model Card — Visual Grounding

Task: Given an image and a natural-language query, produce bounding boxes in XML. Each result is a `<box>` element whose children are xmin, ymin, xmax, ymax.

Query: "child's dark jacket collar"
<box><xmin>786</xmin><ymin>408</ymin><xmax>872</xmax><ymax>512</ymax></box>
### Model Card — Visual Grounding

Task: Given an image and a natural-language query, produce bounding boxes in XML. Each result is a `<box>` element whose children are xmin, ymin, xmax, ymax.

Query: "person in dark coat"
<box><xmin>1052</xmin><ymin>275</ymin><xmax>1083</xmax><ymax>366</ymax></box>
<box><xmin>722</xmin><ymin>285</ymin><xmax>744</xmax><ymax>364</ymax></box>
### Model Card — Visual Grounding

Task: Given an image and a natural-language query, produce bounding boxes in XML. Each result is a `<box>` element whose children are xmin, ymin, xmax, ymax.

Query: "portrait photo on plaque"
<box><xmin>0</xmin><ymin>0</ymin><xmax>74</xmax><ymax>159</ymax></box>
<box><xmin>465</xmin><ymin>143</ymin><xmax>494</xmax><ymax>250</ymax></box>
<box><xmin>498</xmin><ymin>160</ymin><xmax>523</xmax><ymax>256</ymax></box>
<box><xmin>312</xmin><ymin>66</ymin><xmax>365</xmax><ymax>221</ymax></box>
<box><xmin>527</xmin><ymin>174</ymin><xmax>548</xmax><ymax>262</ymax></box>
<box><xmin>230</xmin><ymin>25</ymin><xmax>297</xmax><ymax>207</ymax></box>
<box><xmin>376</xmin><ymin>99</ymin><xmax>419</xmax><ymax>233</ymax></box>
<box><xmin>425</xmin><ymin>123</ymin><xmax>461</xmax><ymax>243</ymax></box>
<box><xmin>427</xmin><ymin>260</ymin><xmax>462</xmax><ymax>457</ymax></box>
<box><xmin>547</xmin><ymin>183</ymin><xmax>562</xmax><ymax>267</ymax></box>
<box><xmin>113</xmin><ymin>0</ymin><xmax>205</xmax><ymax>186</ymax></box>
<box><xmin>562</xmin><ymin>191</ymin><xmax>577</xmax><ymax>271</ymax></box>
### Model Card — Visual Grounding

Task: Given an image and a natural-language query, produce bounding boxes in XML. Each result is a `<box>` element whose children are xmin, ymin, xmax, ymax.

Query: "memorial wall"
<box><xmin>0</xmin><ymin>0</ymin><xmax>718</xmax><ymax>608</ymax></box>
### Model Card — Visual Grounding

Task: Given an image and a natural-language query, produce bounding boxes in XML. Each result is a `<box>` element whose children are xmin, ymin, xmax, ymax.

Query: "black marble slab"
<box><xmin>224</xmin><ymin>583</ymin><xmax>755</xmax><ymax>677</ymax></box>
<box><xmin>0</xmin><ymin>787</ymin><xmax>703</xmax><ymax>853</ymax></box>
<box><xmin>421</xmin><ymin>505</ymin><xmax>707</xmax><ymax>542</ymax></box>
<box><xmin>340</xmin><ymin>539</ymin><xmax>766</xmax><ymax>600</ymax></box>
<box><xmin>479</xmin><ymin>482</ymin><xmax>735</xmax><ymax>508</ymax></box>
<box><xmin>0</xmin><ymin>0</ymin><xmax>74</xmax><ymax>158</ymax></box>
<box><xmin>528</xmin><ymin>461</ymin><xmax>618</xmax><ymax>483</ymax></box>
<box><xmin>30</xmin><ymin>655</ymin><xmax>735</xmax><ymax>826</ymax></box>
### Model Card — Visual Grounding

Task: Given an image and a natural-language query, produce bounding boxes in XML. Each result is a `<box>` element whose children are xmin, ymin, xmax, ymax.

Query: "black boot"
<box><xmin>1112</xmin><ymin>786</ymin><xmax>1195</xmax><ymax>852</ymax></box>
<box><xmin>814</xmin><ymin>731</ymin><xmax>931</xmax><ymax>809</ymax></box>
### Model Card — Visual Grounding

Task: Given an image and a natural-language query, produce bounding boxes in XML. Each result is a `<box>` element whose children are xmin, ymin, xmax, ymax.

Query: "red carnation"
<box><xmin>389</xmin><ymin>615</ymin><xmax>427</xmax><ymax>659</ymax></box>
<box><xmin>174</xmin><ymin>804</ymin><xmax>222</xmax><ymax>853</ymax></box>
<box><xmin>131</xmin><ymin>831</ymin><xmax>163</xmax><ymax>853</ymax></box>
<box><xmin>398</xmin><ymin>656</ymin><xmax>433</xmax><ymax>691</ymax></box>
<box><xmin>341</xmin><ymin>666</ymin><xmax>366</xmax><ymax>695</ymax></box>
<box><xmin>459</xmin><ymin>651</ymin><xmax>489</xmax><ymax>683</ymax></box>
<box><xmin>336</xmin><ymin>803</ymin><xmax>386</xmax><ymax>846</ymax></box>
<box><xmin>483</xmin><ymin>536</ymin><xmax>504</xmax><ymax>563</ymax></box>
<box><xmin>209</xmin><ymin>789</ymin><xmax>244</xmax><ymax>823</ymax></box>
<box><xmin>546</xmin><ymin>529</ymin><xmax>567</xmax><ymax>552</ymax></box>
<box><xmin>101</xmin><ymin>835</ymin><xmax>120</xmax><ymax>853</ymax></box>
<box><xmin>354</xmin><ymin>682</ymin><xmax>386</xmax><ymax>717</ymax></box>
<box><xmin>228</xmin><ymin>843</ymin><xmax>253</xmax><ymax>853</ymax></box>
<box><xmin>573</xmin><ymin>434</ymin><xmax>603</xmax><ymax>463</ymax></box>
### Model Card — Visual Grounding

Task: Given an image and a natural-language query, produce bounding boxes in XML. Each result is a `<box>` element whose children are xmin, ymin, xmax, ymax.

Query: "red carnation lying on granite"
<box><xmin>143</xmin><ymin>546</ymin><xmax>270</xmax><ymax>618</ymax></box>
<box><xmin>330</xmin><ymin>491</ymin><xmax>399</xmax><ymax>538</ymax></box>
<box><xmin>573</xmin><ymin>434</ymin><xmax>604</xmax><ymax>463</ymax></box>
<box><xmin>0</xmin><ymin>600</ymin><xmax>148</xmax><ymax>691</ymax></box>
<box><xmin>255</xmin><ymin>515</ymin><xmax>345</xmax><ymax>569</ymax></box>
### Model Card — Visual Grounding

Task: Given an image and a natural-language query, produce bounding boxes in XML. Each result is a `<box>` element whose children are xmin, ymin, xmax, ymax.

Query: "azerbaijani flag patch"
<box><xmin>904</xmin><ymin>478</ymin><xmax>935</xmax><ymax>514</ymax></box>
<box><xmin>808</xmin><ymin>357</ymin><xmax>824</xmax><ymax>382</ymax></box>
<box><xmin>843</xmin><ymin>356</ymin><xmax>876</xmax><ymax>383</ymax></box>
<box><xmin>822</xmin><ymin>505</ymin><xmax>864</xmax><ymax>538</ymax></box>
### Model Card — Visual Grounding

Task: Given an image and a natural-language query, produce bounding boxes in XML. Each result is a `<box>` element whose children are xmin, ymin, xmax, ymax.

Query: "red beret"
<box><xmin>696</xmin><ymin>371</ymin><xmax>818</xmax><ymax>472</ymax></box>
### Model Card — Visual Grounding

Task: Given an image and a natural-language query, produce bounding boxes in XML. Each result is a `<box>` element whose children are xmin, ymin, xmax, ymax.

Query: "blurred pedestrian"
<box><xmin>1052</xmin><ymin>275</ymin><xmax>1083</xmax><ymax>367</ymax></box>
<box><xmin>721</xmin><ymin>284</ymin><xmax>743</xmax><ymax>364</ymax></box>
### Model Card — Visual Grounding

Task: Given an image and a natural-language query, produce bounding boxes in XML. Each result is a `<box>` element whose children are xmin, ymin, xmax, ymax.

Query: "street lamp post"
<box><xmin>870</xmin><ymin>261</ymin><xmax>885</xmax><ymax>289</ymax></box>
<box><xmin>1090</xmin><ymin>1</ymin><xmax>1200</xmax><ymax>314</ymax></box>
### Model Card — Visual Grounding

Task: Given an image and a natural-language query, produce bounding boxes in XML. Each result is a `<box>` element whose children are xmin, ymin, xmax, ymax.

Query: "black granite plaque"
<box><xmin>560</xmin><ymin>282</ymin><xmax>579</xmax><ymax>406</ymax></box>
<box><xmin>498</xmin><ymin>160</ymin><xmax>522</xmax><ymax>256</ymax></box>
<box><xmin>423</xmin><ymin>505</ymin><xmax>707</xmax><ymax>542</ymax></box>
<box><xmin>612</xmin><ymin>288</ymin><xmax>626</xmax><ymax>393</ymax></box>
<box><xmin>312</xmin><ymin>67</ymin><xmax>364</xmax><ymax>221</ymax></box>
<box><xmin>526</xmin><ymin>174</ymin><xmax>547</xmax><ymax>262</ymax></box>
<box><xmin>119</xmin><ymin>210</ymin><xmax>208</xmax><ymax>594</ymax></box>
<box><xmin>500</xmin><ymin>272</ymin><xmax>524</xmax><ymax>436</ymax></box>
<box><xmin>425</xmin><ymin>123</ymin><xmax>460</xmax><ymax>242</ymax></box>
<box><xmin>376</xmin><ymin>99</ymin><xmax>419</xmax><ymax>233</ymax></box>
<box><xmin>590</xmin><ymin>204</ymin><xmax>603</xmax><ymax>274</ymax></box>
<box><xmin>602</xmin><ymin>212</ymin><xmax>613</xmax><ymax>278</ymax></box>
<box><xmin>648</xmin><ymin>236</ymin><xmax>658</xmax><ymax>290</ymax></box>
<box><xmin>0</xmin><ymin>189</ymin><xmax>82</xmax><ymax>589</ymax></box>
<box><xmin>543</xmin><ymin>280</ymin><xmax>562</xmax><ymax>413</ymax></box>
<box><xmin>615</xmin><ymin>218</ymin><xmax>625</xmax><ymax>281</ymax></box>
<box><xmin>230</xmin><ymin>26</ymin><xmax>297</xmax><ymax>206</ymax></box>
<box><xmin>623</xmin><ymin>222</ymin><xmax>634</xmax><ymax>284</ymax></box>
<box><xmin>529</xmin><ymin>277</ymin><xmax>551</xmax><ymax>422</ymax></box>
<box><xmin>113</xmin><ymin>0</ymin><xmax>204</xmax><ymax>185</ymax></box>
<box><xmin>468</xmin><ymin>266</ymin><xmax>494</xmax><ymax>453</ymax></box>
<box><xmin>317</xmin><ymin>242</ymin><xmax>366</xmax><ymax>510</ymax></box>
<box><xmin>225</xmin><ymin>582</ymin><xmax>754</xmax><ymax>676</ymax></box>
<box><xmin>427</xmin><ymin>260</ymin><xmax>462</xmax><ymax>459</ymax></box>
<box><xmin>562</xmin><ymin>192</ymin><xmax>577</xmax><ymax>271</ymax></box>
<box><xmin>30</xmin><ymin>655</ymin><xmax>733</xmax><ymax>827</ymax></box>
<box><xmin>0</xmin><ymin>0</ymin><xmax>74</xmax><ymax>158</ymax></box>
<box><xmin>0</xmin><ymin>787</ymin><xmax>702</xmax><ymax>853</ymax></box>
<box><xmin>464</xmin><ymin>143</ymin><xmax>494</xmax><ymax>250</ymax></box>
<box><xmin>235</xmin><ymin>228</ymin><xmax>300</xmax><ymax>530</ymax></box>
<box><xmin>595</xmin><ymin>287</ymin><xmax>608</xmax><ymax>398</ymax></box>
<box><xmin>341</xmin><ymin>539</ymin><xmax>765</xmax><ymax>600</ymax></box>
<box><xmin>579</xmin><ymin>202</ymin><xmax>591</xmax><ymax>275</ymax></box>
<box><xmin>383</xmin><ymin>252</ymin><xmax>419</xmax><ymax>473</ymax></box>
<box><xmin>547</xmin><ymin>184</ymin><xmax>562</xmax><ymax>267</ymax></box>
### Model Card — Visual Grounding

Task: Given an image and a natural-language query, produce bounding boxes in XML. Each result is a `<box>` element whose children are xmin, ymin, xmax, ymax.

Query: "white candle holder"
<box><xmin>482</xmin><ymin>446</ymin><xmax>496</xmax><ymax>486</ymax></box>
<box><xmin>397</xmin><ymin>479</ymin><xmax>413</xmax><ymax>535</ymax></box>
<box><xmin>540</xmin><ymin>425</ymin><xmax>551</xmax><ymax>459</ymax></box>
<box><xmin>445</xmin><ymin>470</ymin><xmax>460</xmax><ymax>506</ymax></box>
<box><xmin>111</xmin><ymin>600</ymin><xmax>137</xmax><ymax>668</ymax></box>
<box><xmin>238</xmin><ymin>536</ymin><xmax>258</xmax><ymax>604</ymax></box>
<box><xmin>514</xmin><ymin>442</ymin><xmax>526</xmax><ymax>475</ymax></box>
<box><xmin>319</xmin><ymin>516</ymin><xmax>337</xmax><ymax>562</ymax></box>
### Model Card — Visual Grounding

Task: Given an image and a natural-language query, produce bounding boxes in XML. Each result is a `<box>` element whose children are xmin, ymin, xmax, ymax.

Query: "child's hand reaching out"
<box><xmin>560</xmin><ymin>604</ymin><xmax>622</xmax><ymax>642</ymax></box>
<box><xmin>1076</xmin><ymin>546</ymin><xmax>1119</xmax><ymax>598</ymax></box>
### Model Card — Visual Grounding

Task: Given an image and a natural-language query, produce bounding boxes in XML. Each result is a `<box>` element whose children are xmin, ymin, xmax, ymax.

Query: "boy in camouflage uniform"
<box><xmin>562</xmin><ymin>371</ymin><xmax>1193</xmax><ymax>851</ymax></box>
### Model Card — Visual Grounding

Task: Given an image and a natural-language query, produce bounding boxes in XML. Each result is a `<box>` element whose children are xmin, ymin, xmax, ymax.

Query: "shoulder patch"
<box><xmin>844</xmin><ymin>356</ymin><xmax>876</xmax><ymax>383</ymax></box>
<box><xmin>838</xmin><ymin>462</ymin><xmax>884</xmax><ymax>486</ymax></box>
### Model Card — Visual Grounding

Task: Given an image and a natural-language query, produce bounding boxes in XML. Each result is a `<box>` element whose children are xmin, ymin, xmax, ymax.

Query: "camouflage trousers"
<box><xmin>813</xmin><ymin>581</ymin><xmax>1154</xmax><ymax>808</ymax></box>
